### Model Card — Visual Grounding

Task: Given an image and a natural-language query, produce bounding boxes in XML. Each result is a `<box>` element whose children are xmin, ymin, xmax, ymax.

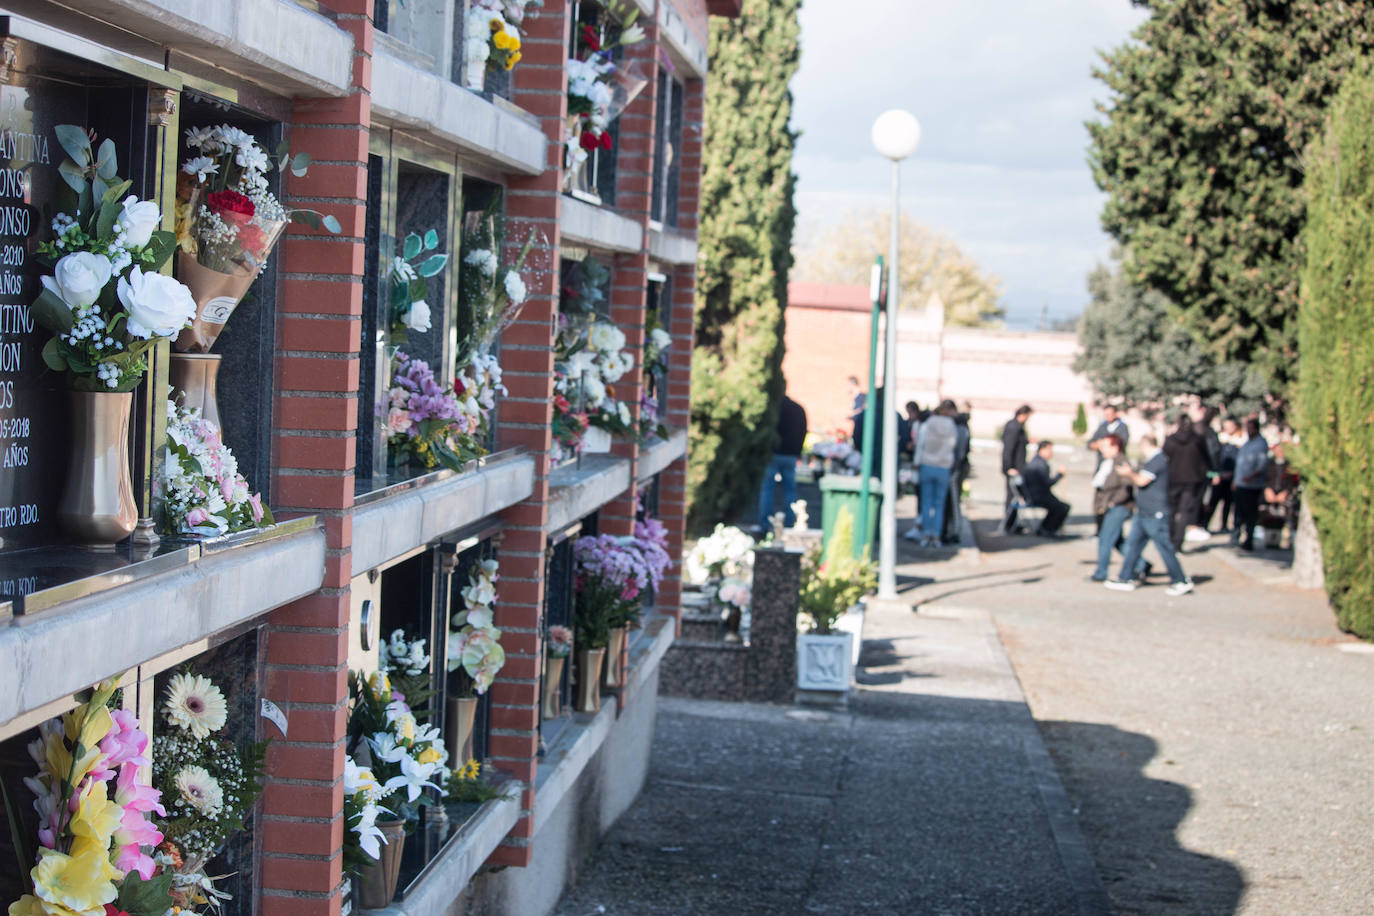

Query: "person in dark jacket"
<box><xmin>1162</xmin><ymin>414</ymin><xmax>1213</xmax><ymax>550</ymax></box>
<box><xmin>999</xmin><ymin>404</ymin><xmax>1032</xmax><ymax>533</ymax></box>
<box><xmin>1091</xmin><ymin>434</ymin><xmax>1147</xmax><ymax>581</ymax></box>
<box><xmin>1204</xmin><ymin>416</ymin><xmax>1240</xmax><ymax>532</ymax></box>
<box><xmin>1107</xmin><ymin>435</ymin><xmax>1193</xmax><ymax>595</ymax></box>
<box><xmin>1021</xmin><ymin>441</ymin><xmax>1070</xmax><ymax>536</ymax></box>
<box><xmin>1087</xmin><ymin>404</ymin><xmax>1130</xmax><ymax>534</ymax></box>
<box><xmin>757</xmin><ymin>393</ymin><xmax>807</xmax><ymax>530</ymax></box>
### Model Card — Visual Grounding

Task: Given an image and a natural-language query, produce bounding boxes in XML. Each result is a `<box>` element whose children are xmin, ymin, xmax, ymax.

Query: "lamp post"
<box><xmin>870</xmin><ymin>109</ymin><xmax>920</xmax><ymax>600</ymax></box>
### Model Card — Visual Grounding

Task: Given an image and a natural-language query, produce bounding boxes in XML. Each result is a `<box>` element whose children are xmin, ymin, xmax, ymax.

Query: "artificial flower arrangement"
<box><xmin>639</xmin><ymin>313</ymin><xmax>671</xmax><ymax>440</ymax></box>
<box><xmin>573</xmin><ymin>521</ymin><xmax>670</xmax><ymax>636</ymax></box>
<box><xmin>551</xmin><ymin>372</ymin><xmax>590</xmax><ymax>464</ymax></box>
<box><xmin>33</xmin><ymin>126</ymin><xmax>195</xmax><ymax>392</ymax></box>
<box><xmin>150</xmin><ymin>671</ymin><xmax>267</xmax><ymax>911</ymax></box>
<box><xmin>546</xmin><ymin>625</ymin><xmax>574</xmax><ymax>659</ymax></box>
<box><xmin>388</xmin><ymin>228</ymin><xmax>447</xmax><ymax>338</ymax></box>
<box><xmin>173</xmin><ymin>123</ymin><xmax>339</xmax><ymax>352</ymax></box>
<box><xmin>384</xmin><ymin>349</ymin><xmax>498</xmax><ymax>473</ymax></box>
<box><xmin>685</xmin><ymin>523</ymin><xmax>755</xmax><ymax>587</ymax></box>
<box><xmin>164</xmin><ymin>401</ymin><xmax>272</xmax><ymax>537</ymax></box>
<box><xmin>553</xmin><ymin>256</ymin><xmax>638</xmax><ymax>458</ymax></box>
<box><xmin>446</xmin><ymin>559</ymin><xmax>507</xmax><ymax>697</ymax></box>
<box><xmin>564</xmin><ymin>2</ymin><xmax>648</xmax><ymax>190</ymax></box>
<box><xmin>342</xmin><ymin>753</ymin><xmax>390</xmax><ymax>873</ymax></box>
<box><xmin>457</xmin><ymin>201</ymin><xmax>536</xmax><ymax>368</ymax></box>
<box><xmin>346</xmin><ymin>671</ymin><xmax>450</xmax><ymax>822</ymax></box>
<box><xmin>379</xmin><ymin>628</ymin><xmax>433</xmax><ymax>716</ymax></box>
<box><xmin>462</xmin><ymin>0</ymin><xmax>541</xmax><ymax>89</ymax></box>
<box><xmin>8</xmin><ymin>676</ymin><xmax>172</xmax><ymax>916</ymax></box>
<box><xmin>798</xmin><ymin>507</ymin><xmax>876</xmax><ymax>635</ymax></box>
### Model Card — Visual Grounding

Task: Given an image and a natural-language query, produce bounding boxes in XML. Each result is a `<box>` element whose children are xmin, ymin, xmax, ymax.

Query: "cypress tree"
<box><xmin>688</xmin><ymin>0</ymin><xmax>799</xmax><ymax>531</ymax></box>
<box><xmin>1297</xmin><ymin>63</ymin><xmax>1374</xmax><ymax>639</ymax></box>
<box><xmin>1089</xmin><ymin>1</ymin><xmax>1374</xmax><ymax>399</ymax></box>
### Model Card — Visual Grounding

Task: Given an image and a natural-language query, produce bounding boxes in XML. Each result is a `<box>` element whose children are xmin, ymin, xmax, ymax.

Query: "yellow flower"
<box><xmin>505</xmin><ymin>51</ymin><xmax>521</xmax><ymax>70</ymax></box>
<box><xmin>69</xmin><ymin>836</ymin><xmax>120</xmax><ymax>885</ymax></box>
<box><xmin>8</xmin><ymin>895</ymin><xmax>81</xmax><ymax>916</ymax></box>
<box><xmin>368</xmin><ymin>671</ymin><xmax>392</xmax><ymax>701</ymax></box>
<box><xmin>69</xmin><ymin>784</ymin><xmax>122</xmax><ymax>849</ymax></box>
<box><xmin>458</xmin><ymin>757</ymin><xmax>481</xmax><ymax>780</ymax></box>
<box><xmin>488</xmin><ymin>16</ymin><xmax>503</xmax><ymax>32</ymax></box>
<box><xmin>492</xmin><ymin>30</ymin><xmax>515</xmax><ymax>50</ymax></box>
<box><xmin>393</xmin><ymin>713</ymin><xmax>416</xmax><ymax>744</ymax></box>
<box><xmin>417</xmin><ymin>746</ymin><xmax>441</xmax><ymax>766</ymax></box>
<box><xmin>30</xmin><ymin>845</ymin><xmax>116</xmax><ymax>914</ymax></box>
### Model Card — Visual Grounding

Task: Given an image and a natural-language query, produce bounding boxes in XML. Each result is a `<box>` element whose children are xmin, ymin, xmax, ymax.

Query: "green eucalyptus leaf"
<box><xmin>417</xmin><ymin>254</ymin><xmax>447</xmax><ymax>278</ymax></box>
<box><xmin>32</xmin><ymin>288</ymin><xmax>74</xmax><ymax>333</ymax></box>
<box><xmin>40</xmin><ymin>337</ymin><xmax>67</xmax><ymax>371</ymax></box>
<box><xmin>424</xmin><ymin>229</ymin><xmax>439</xmax><ymax>250</ymax></box>
<box><xmin>57</xmin><ymin>160</ymin><xmax>86</xmax><ymax>194</ymax></box>
<box><xmin>95</xmin><ymin>138</ymin><xmax>117</xmax><ymax>179</ymax></box>
<box><xmin>76</xmin><ymin>186</ymin><xmax>93</xmax><ymax>227</ymax></box>
<box><xmin>275</xmin><ymin>139</ymin><xmax>291</xmax><ymax>165</ymax></box>
<box><xmin>291</xmin><ymin>209</ymin><xmax>322</xmax><ymax>230</ymax></box>
<box><xmin>321</xmin><ymin>214</ymin><xmax>341</xmax><ymax>234</ymax></box>
<box><xmin>144</xmin><ymin>231</ymin><xmax>177</xmax><ymax>270</ymax></box>
<box><xmin>102</xmin><ymin>179</ymin><xmax>131</xmax><ymax>207</ymax></box>
<box><xmin>90</xmin><ymin>175</ymin><xmax>108</xmax><ymax>205</ymax></box>
<box><xmin>403</xmin><ymin>233</ymin><xmax>422</xmax><ymax>260</ymax></box>
<box><xmin>290</xmin><ymin>151</ymin><xmax>312</xmax><ymax>177</ymax></box>
<box><xmin>54</xmin><ymin>125</ymin><xmax>91</xmax><ymax>167</ymax></box>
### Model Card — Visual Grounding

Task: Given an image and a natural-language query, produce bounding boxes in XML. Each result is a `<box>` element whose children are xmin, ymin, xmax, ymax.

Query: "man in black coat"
<box><xmin>757</xmin><ymin>393</ymin><xmax>807</xmax><ymax>530</ymax></box>
<box><xmin>1000</xmin><ymin>404</ymin><xmax>1032</xmax><ymax>532</ymax></box>
<box><xmin>1021</xmin><ymin>440</ymin><xmax>1071</xmax><ymax>536</ymax></box>
<box><xmin>1087</xmin><ymin>404</ymin><xmax>1129</xmax><ymax>469</ymax></box>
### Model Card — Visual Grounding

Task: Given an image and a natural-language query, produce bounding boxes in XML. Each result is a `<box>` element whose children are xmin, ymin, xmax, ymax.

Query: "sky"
<box><xmin>790</xmin><ymin>0</ymin><xmax>1149</xmax><ymax>330</ymax></box>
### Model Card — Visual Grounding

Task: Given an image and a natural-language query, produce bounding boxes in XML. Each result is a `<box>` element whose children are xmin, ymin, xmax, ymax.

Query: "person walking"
<box><xmin>1106</xmin><ymin>434</ymin><xmax>1194</xmax><ymax>595</ymax></box>
<box><xmin>1087</xmin><ymin>404</ymin><xmax>1130</xmax><ymax>534</ymax></box>
<box><xmin>999</xmin><ymin>404</ymin><xmax>1032</xmax><ymax>533</ymax></box>
<box><xmin>1232</xmin><ymin>418</ymin><xmax>1269</xmax><ymax>551</ymax></box>
<box><xmin>1091</xmin><ymin>434</ymin><xmax>1147</xmax><ymax>581</ymax></box>
<box><xmin>941</xmin><ymin>408</ymin><xmax>973</xmax><ymax>544</ymax></box>
<box><xmin>1162</xmin><ymin>414</ymin><xmax>1212</xmax><ymax>550</ymax></box>
<box><xmin>1203</xmin><ymin>416</ymin><xmax>1241</xmax><ymax>533</ymax></box>
<box><xmin>1021</xmin><ymin>441</ymin><xmax>1071</xmax><ymax>536</ymax></box>
<box><xmin>756</xmin><ymin>393</ymin><xmax>807</xmax><ymax>532</ymax></box>
<box><xmin>908</xmin><ymin>399</ymin><xmax>959</xmax><ymax>547</ymax></box>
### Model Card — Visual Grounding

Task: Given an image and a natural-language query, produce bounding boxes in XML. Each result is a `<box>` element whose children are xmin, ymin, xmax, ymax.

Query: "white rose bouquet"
<box><xmin>33</xmin><ymin>126</ymin><xmax>195</xmax><ymax>391</ymax></box>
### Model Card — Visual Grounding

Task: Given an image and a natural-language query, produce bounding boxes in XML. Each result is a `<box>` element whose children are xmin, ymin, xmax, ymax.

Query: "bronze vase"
<box><xmin>444</xmin><ymin>695</ymin><xmax>478</xmax><ymax>766</ymax></box>
<box><xmin>574</xmin><ymin>647</ymin><xmax>605</xmax><ymax>713</ymax></box>
<box><xmin>543</xmin><ymin>654</ymin><xmax>566</xmax><ymax>719</ymax></box>
<box><xmin>355</xmin><ymin>817</ymin><xmax>407</xmax><ymax>908</ymax></box>
<box><xmin>168</xmin><ymin>352</ymin><xmax>223</xmax><ymax>429</ymax></box>
<box><xmin>602</xmin><ymin>625</ymin><xmax>628</xmax><ymax>689</ymax></box>
<box><xmin>58</xmin><ymin>390</ymin><xmax>138</xmax><ymax>547</ymax></box>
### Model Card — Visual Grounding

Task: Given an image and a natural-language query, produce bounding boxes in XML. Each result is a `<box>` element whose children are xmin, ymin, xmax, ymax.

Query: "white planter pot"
<box><xmin>582</xmin><ymin>426</ymin><xmax>612</xmax><ymax>453</ymax></box>
<box><xmin>464</xmin><ymin>58</ymin><xmax>487</xmax><ymax>90</ymax></box>
<box><xmin>797</xmin><ymin>632</ymin><xmax>854</xmax><ymax>691</ymax></box>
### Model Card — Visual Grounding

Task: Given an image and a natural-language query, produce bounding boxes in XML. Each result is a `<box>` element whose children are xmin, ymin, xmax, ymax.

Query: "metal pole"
<box><xmin>857</xmin><ymin>257</ymin><xmax>883</xmax><ymax>559</ymax></box>
<box><xmin>878</xmin><ymin>161</ymin><xmax>901</xmax><ymax>599</ymax></box>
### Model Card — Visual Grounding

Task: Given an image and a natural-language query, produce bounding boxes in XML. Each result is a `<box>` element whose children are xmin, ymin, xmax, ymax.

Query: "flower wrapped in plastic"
<box><xmin>164</xmin><ymin>400</ymin><xmax>272</xmax><ymax>536</ymax></box>
<box><xmin>446</xmin><ymin>559</ymin><xmax>507</xmax><ymax>697</ymax></box>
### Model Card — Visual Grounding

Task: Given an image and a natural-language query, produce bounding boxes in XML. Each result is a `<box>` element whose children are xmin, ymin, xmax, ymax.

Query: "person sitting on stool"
<box><xmin>1021</xmin><ymin>440</ymin><xmax>1071</xmax><ymax>537</ymax></box>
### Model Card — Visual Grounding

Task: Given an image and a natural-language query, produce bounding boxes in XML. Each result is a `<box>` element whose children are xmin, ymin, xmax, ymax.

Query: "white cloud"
<box><xmin>791</xmin><ymin>0</ymin><xmax>1147</xmax><ymax>327</ymax></box>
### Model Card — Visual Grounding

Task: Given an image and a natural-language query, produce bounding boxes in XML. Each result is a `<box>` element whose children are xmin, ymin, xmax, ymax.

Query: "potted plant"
<box><xmin>445</xmin><ymin>559</ymin><xmax>505</xmax><ymax>762</ymax></box>
<box><xmin>32</xmin><ymin>126</ymin><xmax>196</xmax><ymax>546</ymax></box>
<box><xmin>797</xmin><ymin>507</ymin><xmax>875</xmax><ymax>691</ymax></box>
<box><xmin>544</xmin><ymin>625</ymin><xmax>574</xmax><ymax>718</ymax></box>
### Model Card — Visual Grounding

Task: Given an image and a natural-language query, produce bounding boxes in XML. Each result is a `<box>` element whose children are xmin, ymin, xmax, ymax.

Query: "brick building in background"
<box><xmin>0</xmin><ymin>1</ymin><xmax>739</xmax><ymax>914</ymax></box>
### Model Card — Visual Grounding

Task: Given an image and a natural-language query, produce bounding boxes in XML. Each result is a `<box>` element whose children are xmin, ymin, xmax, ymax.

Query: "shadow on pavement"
<box><xmin>1038</xmin><ymin>720</ymin><xmax>1245</xmax><ymax>915</ymax></box>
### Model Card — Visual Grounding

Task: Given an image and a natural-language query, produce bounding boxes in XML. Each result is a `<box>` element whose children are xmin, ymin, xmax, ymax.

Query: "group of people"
<box><xmin>901</xmin><ymin>399</ymin><xmax>972</xmax><ymax>547</ymax></box>
<box><xmin>1000</xmin><ymin>401</ymin><xmax>1300</xmax><ymax>597</ymax></box>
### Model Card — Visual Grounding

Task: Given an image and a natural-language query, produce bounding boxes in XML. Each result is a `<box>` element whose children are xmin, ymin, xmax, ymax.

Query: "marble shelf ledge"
<box><xmin>636</xmin><ymin>429</ymin><xmax>688</xmax><ymax>484</ymax></box>
<box><xmin>362</xmin><ymin>780</ymin><xmax>524</xmax><ymax>916</ymax></box>
<box><xmin>0</xmin><ymin>516</ymin><xmax>325</xmax><ymax>734</ymax></box>
<box><xmin>544</xmin><ymin>454</ymin><xmax>632</xmax><ymax>535</ymax></box>
<box><xmin>371</xmin><ymin>45</ymin><xmax>546</xmax><ymax>176</ymax></box>
<box><xmin>2</xmin><ymin>0</ymin><xmax>353</xmax><ymax>97</ymax></box>
<box><xmin>647</xmin><ymin>225</ymin><xmax>699</xmax><ymax>266</ymax></box>
<box><xmin>559</xmin><ymin>196</ymin><xmax>644</xmax><ymax>254</ymax></box>
<box><xmin>352</xmin><ymin>450</ymin><xmax>535</xmax><ymax>576</ymax></box>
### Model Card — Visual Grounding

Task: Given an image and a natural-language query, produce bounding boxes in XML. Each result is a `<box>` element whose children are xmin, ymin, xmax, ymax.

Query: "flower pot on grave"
<box><xmin>582</xmin><ymin>425</ymin><xmax>612</xmax><ymax>453</ymax></box>
<box><xmin>602</xmin><ymin>625</ymin><xmax>628</xmax><ymax>689</ymax></box>
<box><xmin>169</xmin><ymin>351</ymin><xmax>223</xmax><ymax>429</ymax></box>
<box><xmin>58</xmin><ymin>390</ymin><xmax>138</xmax><ymax>547</ymax></box>
<box><xmin>796</xmin><ymin>632</ymin><xmax>854</xmax><ymax>692</ymax></box>
<box><xmin>445</xmin><ymin>695</ymin><xmax>478</xmax><ymax>766</ymax></box>
<box><xmin>574</xmin><ymin>647</ymin><xmax>605</xmax><ymax>713</ymax></box>
<box><xmin>543</xmin><ymin>654</ymin><xmax>566</xmax><ymax>719</ymax></box>
<box><xmin>355</xmin><ymin>817</ymin><xmax>407</xmax><ymax>908</ymax></box>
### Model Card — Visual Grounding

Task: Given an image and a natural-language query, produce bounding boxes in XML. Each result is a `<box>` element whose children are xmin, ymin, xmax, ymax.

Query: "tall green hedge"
<box><xmin>1297</xmin><ymin>63</ymin><xmax>1374</xmax><ymax>639</ymax></box>
<box><xmin>688</xmin><ymin>0</ymin><xmax>799</xmax><ymax>532</ymax></box>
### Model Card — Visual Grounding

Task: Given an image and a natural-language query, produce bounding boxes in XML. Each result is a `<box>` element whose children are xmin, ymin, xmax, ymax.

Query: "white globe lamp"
<box><xmin>871</xmin><ymin>109</ymin><xmax>921</xmax><ymax>161</ymax></box>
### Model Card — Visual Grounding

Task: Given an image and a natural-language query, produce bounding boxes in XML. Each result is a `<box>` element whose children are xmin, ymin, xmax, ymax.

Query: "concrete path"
<box><xmin>557</xmin><ymin>445</ymin><xmax>1373</xmax><ymax>915</ymax></box>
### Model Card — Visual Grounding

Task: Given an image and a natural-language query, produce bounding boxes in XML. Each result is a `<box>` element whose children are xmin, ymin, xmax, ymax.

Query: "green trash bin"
<box><xmin>820</xmin><ymin>474</ymin><xmax>882</xmax><ymax>559</ymax></box>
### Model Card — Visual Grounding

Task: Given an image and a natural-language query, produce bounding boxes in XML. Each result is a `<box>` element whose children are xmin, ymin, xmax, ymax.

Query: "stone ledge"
<box><xmin>371</xmin><ymin>47</ymin><xmax>547</xmax><ymax>176</ymax></box>
<box><xmin>363</xmin><ymin>781</ymin><xmax>524</xmax><ymax>916</ymax></box>
<box><xmin>533</xmin><ymin>695</ymin><xmax>618</xmax><ymax>836</ymax></box>
<box><xmin>623</xmin><ymin>612</ymin><xmax>677</xmax><ymax>699</ymax></box>
<box><xmin>656</xmin><ymin>1</ymin><xmax>708</xmax><ymax>79</ymax></box>
<box><xmin>559</xmin><ymin>196</ymin><xmax>644</xmax><ymax>254</ymax></box>
<box><xmin>545</xmin><ymin>455</ymin><xmax>632</xmax><ymax>534</ymax></box>
<box><xmin>352</xmin><ymin>452</ymin><xmax>535</xmax><ymax>576</ymax></box>
<box><xmin>636</xmin><ymin>429</ymin><xmax>687</xmax><ymax>483</ymax></box>
<box><xmin>647</xmin><ymin>225</ymin><xmax>699</xmax><ymax>266</ymax></box>
<box><xmin>0</xmin><ymin>519</ymin><xmax>326</xmax><ymax>734</ymax></box>
<box><xmin>4</xmin><ymin>0</ymin><xmax>353</xmax><ymax>96</ymax></box>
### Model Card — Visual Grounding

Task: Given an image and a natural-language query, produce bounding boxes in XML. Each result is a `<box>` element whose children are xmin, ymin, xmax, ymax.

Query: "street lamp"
<box><xmin>870</xmin><ymin>109</ymin><xmax>920</xmax><ymax>600</ymax></box>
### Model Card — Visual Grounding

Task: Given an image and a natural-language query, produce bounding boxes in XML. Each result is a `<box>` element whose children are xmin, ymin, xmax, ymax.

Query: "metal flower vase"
<box><xmin>355</xmin><ymin>817</ymin><xmax>407</xmax><ymax>908</ymax></box>
<box><xmin>543</xmin><ymin>654</ymin><xmax>566</xmax><ymax>719</ymax></box>
<box><xmin>58</xmin><ymin>390</ymin><xmax>138</xmax><ymax>547</ymax></box>
<box><xmin>169</xmin><ymin>352</ymin><xmax>223</xmax><ymax>428</ymax></box>
<box><xmin>445</xmin><ymin>695</ymin><xmax>478</xmax><ymax>766</ymax></box>
<box><xmin>574</xmin><ymin>647</ymin><xmax>605</xmax><ymax>713</ymax></box>
<box><xmin>602</xmin><ymin>625</ymin><xmax>628</xmax><ymax>689</ymax></box>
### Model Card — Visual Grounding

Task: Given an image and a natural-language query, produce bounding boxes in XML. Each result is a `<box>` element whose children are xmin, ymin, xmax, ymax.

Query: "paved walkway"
<box><xmin>557</xmin><ymin>446</ymin><xmax>1373</xmax><ymax>915</ymax></box>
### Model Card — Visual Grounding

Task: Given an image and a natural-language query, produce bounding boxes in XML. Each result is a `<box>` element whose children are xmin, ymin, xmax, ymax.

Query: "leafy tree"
<box><xmin>1088</xmin><ymin>1</ymin><xmax>1374</xmax><ymax>398</ymax></box>
<box><xmin>792</xmin><ymin>210</ymin><xmax>1004</xmax><ymax>327</ymax></box>
<box><xmin>689</xmin><ymin>0</ymin><xmax>799</xmax><ymax>531</ymax></box>
<box><xmin>1297</xmin><ymin>63</ymin><xmax>1374</xmax><ymax>639</ymax></box>
<box><xmin>1074</xmin><ymin>252</ymin><xmax>1267</xmax><ymax>417</ymax></box>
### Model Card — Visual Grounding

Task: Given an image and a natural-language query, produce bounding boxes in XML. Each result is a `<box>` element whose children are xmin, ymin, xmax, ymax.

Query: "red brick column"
<box><xmin>486</xmin><ymin>0</ymin><xmax>572</xmax><ymax>870</ymax></box>
<box><xmin>258</xmin><ymin>1</ymin><xmax>371</xmax><ymax>912</ymax></box>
